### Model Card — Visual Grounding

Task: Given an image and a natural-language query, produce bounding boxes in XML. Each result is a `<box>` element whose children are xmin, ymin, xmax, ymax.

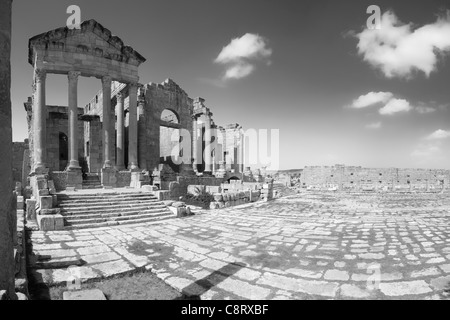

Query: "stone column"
<box><xmin>204</xmin><ymin>113</ymin><xmax>213</xmax><ymax>173</ymax></box>
<box><xmin>239</xmin><ymin>129</ymin><xmax>244</xmax><ymax>173</ymax></box>
<box><xmin>192</xmin><ymin>115</ymin><xmax>198</xmax><ymax>172</ymax></box>
<box><xmin>128</xmin><ymin>83</ymin><xmax>139</xmax><ymax>171</ymax></box>
<box><xmin>33</xmin><ymin>69</ymin><xmax>47</xmax><ymax>173</ymax></box>
<box><xmin>101</xmin><ymin>76</ymin><xmax>112</xmax><ymax>168</ymax></box>
<box><xmin>115</xmin><ymin>92</ymin><xmax>125</xmax><ymax>170</ymax></box>
<box><xmin>67</xmin><ymin>71</ymin><xmax>81</xmax><ymax>171</ymax></box>
<box><xmin>0</xmin><ymin>0</ymin><xmax>16</xmax><ymax>299</ymax></box>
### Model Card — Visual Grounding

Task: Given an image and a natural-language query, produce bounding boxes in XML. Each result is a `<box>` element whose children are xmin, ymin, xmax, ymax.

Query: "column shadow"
<box><xmin>174</xmin><ymin>262</ymin><xmax>246</xmax><ymax>300</ymax></box>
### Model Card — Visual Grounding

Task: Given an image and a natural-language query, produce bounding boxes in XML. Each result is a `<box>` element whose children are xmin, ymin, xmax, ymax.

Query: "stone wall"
<box><xmin>49</xmin><ymin>172</ymin><xmax>68</xmax><ymax>192</ymax></box>
<box><xmin>140</xmin><ymin>79</ymin><xmax>193</xmax><ymax>172</ymax></box>
<box><xmin>168</xmin><ymin>175</ymin><xmax>224</xmax><ymax>199</ymax></box>
<box><xmin>12</xmin><ymin>140</ymin><xmax>28</xmax><ymax>183</ymax></box>
<box><xmin>301</xmin><ymin>165</ymin><xmax>450</xmax><ymax>191</ymax></box>
<box><xmin>0</xmin><ymin>0</ymin><xmax>17</xmax><ymax>299</ymax></box>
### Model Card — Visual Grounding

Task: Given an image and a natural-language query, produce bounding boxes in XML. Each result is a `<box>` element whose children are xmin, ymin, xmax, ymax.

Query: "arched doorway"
<box><xmin>160</xmin><ymin>109</ymin><xmax>181</xmax><ymax>173</ymax></box>
<box><xmin>59</xmin><ymin>132</ymin><xmax>69</xmax><ymax>171</ymax></box>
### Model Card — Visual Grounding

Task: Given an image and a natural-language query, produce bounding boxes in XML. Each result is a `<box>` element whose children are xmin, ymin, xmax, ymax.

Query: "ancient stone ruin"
<box><xmin>11</xmin><ymin>19</ymin><xmax>271</xmax><ymax>232</ymax></box>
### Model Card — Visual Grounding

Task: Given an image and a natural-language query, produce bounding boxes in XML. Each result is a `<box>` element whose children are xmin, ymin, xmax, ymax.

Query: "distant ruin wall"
<box><xmin>301</xmin><ymin>165</ymin><xmax>450</xmax><ymax>191</ymax></box>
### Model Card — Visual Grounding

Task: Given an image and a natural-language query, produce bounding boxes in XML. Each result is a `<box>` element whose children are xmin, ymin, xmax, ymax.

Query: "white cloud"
<box><xmin>379</xmin><ymin>98</ymin><xmax>412</xmax><ymax>115</ymax></box>
<box><xmin>426</xmin><ymin>129</ymin><xmax>450</xmax><ymax>140</ymax></box>
<box><xmin>415</xmin><ymin>104</ymin><xmax>436</xmax><ymax>114</ymax></box>
<box><xmin>365</xmin><ymin>122</ymin><xmax>382</xmax><ymax>129</ymax></box>
<box><xmin>215</xmin><ymin>33</ymin><xmax>272</xmax><ymax>80</ymax></box>
<box><xmin>351</xmin><ymin>91</ymin><xmax>393</xmax><ymax>109</ymax></box>
<box><xmin>355</xmin><ymin>11</ymin><xmax>450</xmax><ymax>78</ymax></box>
<box><xmin>224</xmin><ymin>62</ymin><xmax>255</xmax><ymax>80</ymax></box>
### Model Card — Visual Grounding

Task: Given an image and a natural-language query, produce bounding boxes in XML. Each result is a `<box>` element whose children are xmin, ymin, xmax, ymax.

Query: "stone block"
<box><xmin>210</xmin><ymin>202</ymin><xmax>219</xmax><ymax>210</ymax></box>
<box><xmin>172</xmin><ymin>202</ymin><xmax>185</xmax><ymax>208</ymax></box>
<box><xmin>206</xmin><ymin>186</ymin><xmax>221</xmax><ymax>194</ymax></box>
<box><xmin>37</xmin><ymin>214</ymin><xmax>65</xmax><ymax>231</ymax></box>
<box><xmin>52</xmin><ymin>195</ymin><xmax>58</xmax><ymax>207</ymax></box>
<box><xmin>38</xmin><ymin>189</ymin><xmax>49</xmax><ymax>196</ymax></box>
<box><xmin>142</xmin><ymin>185</ymin><xmax>158</xmax><ymax>191</ymax></box>
<box><xmin>39</xmin><ymin>196</ymin><xmax>53</xmax><ymax>209</ymax></box>
<box><xmin>26</xmin><ymin>199</ymin><xmax>37</xmax><ymax>221</ymax></box>
<box><xmin>40</xmin><ymin>208</ymin><xmax>61</xmax><ymax>215</ymax></box>
<box><xmin>37</xmin><ymin>179</ymin><xmax>48</xmax><ymax>190</ymax></box>
<box><xmin>17</xmin><ymin>196</ymin><xmax>24</xmax><ymax>210</ymax></box>
<box><xmin>155</xmin><ymin>190</ymin><xmax>171</xmax><ymax>201</ymax></box>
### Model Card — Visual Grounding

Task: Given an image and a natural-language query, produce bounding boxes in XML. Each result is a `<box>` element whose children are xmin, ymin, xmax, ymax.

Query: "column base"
<box><xmin>103</xmin><ymin>160</ymin><xmax>113</xmax><ymax>169</ymax></box>
<box><xmin>101</xmin><ymin>167</ymin><xmax>118</xmax><ymax>188</ymax></box>
<box><xmin>66</xmin><ymin>169</ymin><xmax>82</xmax><ymax>190</ymax></box>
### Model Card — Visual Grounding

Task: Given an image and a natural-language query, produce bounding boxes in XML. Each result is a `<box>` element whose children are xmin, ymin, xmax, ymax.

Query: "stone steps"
<box><xmin>57</xmin><ymin>191</ymin><xmax>174</xmax><ymax>229</ymax></box>
<box><xmin>63</xmin><ymin>207</ymin><xmax>169</xmax><ymax>220</ymax></box>
<box><xmin>65</xmin><ymin>210</ymin><xmax>172</xmax><ymax>226</ymax></box>
<box><xmin>59</xmin><ymin>198</ymin><xmax>162</xmax><ymax>208</ymax></box>
<box><xmin>64</xmin><ymin>215</ymin><xmax>174</xmax><ymax>230</ymax></box>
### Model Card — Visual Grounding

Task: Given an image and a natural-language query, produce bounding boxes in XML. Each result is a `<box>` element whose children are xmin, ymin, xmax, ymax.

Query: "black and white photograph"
<box><xmin>1</xmin><ymin>0</ymin><xmax>450</xmax><ymax>306</ymax></box>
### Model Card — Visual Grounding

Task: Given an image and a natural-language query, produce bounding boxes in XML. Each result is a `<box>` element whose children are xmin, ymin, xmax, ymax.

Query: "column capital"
<box><xmin>102</xmin><ymin>76</ymin><xmax>112</xmax><ymax>87</ymax></box>
<box><xmin>128</xmin><ymin>82</ymin><xmax>139</xmax><ymax>89</ymax></box>
<box><xmin>68</xmin><ymin>71</ymin><xmax>81</xmax><ymax>82</ymax></box>
<box><xmin>116</xmin><ymin>91</ymin><xmax>124</xmax><ymax>101</ymax></box>
<box><xmin>35</xmin><ymin>69</ymin><xmax>47</xmax><ymax>83</ymax></box>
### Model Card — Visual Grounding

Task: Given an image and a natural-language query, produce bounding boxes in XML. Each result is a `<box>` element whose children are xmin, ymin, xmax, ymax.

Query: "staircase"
<box><xmin>82</xmin><ymin>173</ymin><xmax>102</xmax><ymax>189</ymax></box>
<box><xmin>57</xmin><ymin>191</ymin><xmax>175</xmax><ymax>229</ymax></box>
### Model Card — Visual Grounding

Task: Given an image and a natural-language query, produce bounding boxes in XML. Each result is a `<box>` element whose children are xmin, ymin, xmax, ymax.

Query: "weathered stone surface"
<box><xmin>172</xmin><ymin>201</ymin><xmax>186</xmax><ymax>208</ymax></box>
<box><xmin>324</xmin><ymin>269</ymin><xmax>349</xmax><ymax>281</ymax></box>
<box><xmin>340</xmin><ymin>284</ymin><xmax>371</xmax><ymax>299</ymax></box>
<box><xmin>430</xmin><ymin>276</ymin><xmax>450</xmax><ymax>291</ymax></box>
<box><xmin>37</xmin><ymin>214</ymin><xmax>64</xmax><ymax>231</ymax></box>
<box><xmin>379</xmin><ymin>281</ymin><xmax>432</xmax><ymax>296</ymax></box>
<box><xmin>39</xmin><ymin>196</ymin><xmax>53</xmax><ymax>209</ymax></box>
<box><xmin>0</xmin><ymin>0</ymin><xmax>16</xmax><ymax>299</ymax></box>
<box><xmin>63</xmin><ymin>289</ymin><xmax>106</xmax><ymax>300</ymax></box>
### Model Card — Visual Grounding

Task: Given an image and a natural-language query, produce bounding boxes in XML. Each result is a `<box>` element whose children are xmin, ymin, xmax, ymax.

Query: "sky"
<box><xmin>9</xmin><ymin>0</ymin><xmax>450</xmax><ymax>170</ymax></box>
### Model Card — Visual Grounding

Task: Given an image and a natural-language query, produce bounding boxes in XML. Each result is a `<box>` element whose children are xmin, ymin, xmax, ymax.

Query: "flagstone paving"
<box><xmin>28</xmin><ymin>191</ymin><xmax>450</xmax><ymax>300</ymax></box>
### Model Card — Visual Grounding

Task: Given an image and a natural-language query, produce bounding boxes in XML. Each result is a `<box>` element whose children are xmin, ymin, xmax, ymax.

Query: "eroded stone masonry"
<box><xmin>12</xmin><ymin>19</ymin><xmax>273</xmax><ymax>232</ymax></box>
<box><xmin>300</xmin><ymin>165</ymin><xmax>450</xmax><ymax>192</ymax></box>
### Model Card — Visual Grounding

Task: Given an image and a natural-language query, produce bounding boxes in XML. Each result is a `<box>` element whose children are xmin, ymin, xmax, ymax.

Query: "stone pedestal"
<box><xmin>37</xmin><ymin>214</ymin><xmax>64</xmax><ymax>231</ymax></box>
<box><xmin>66</xmin><ymin>169</ymin><xmax>82</xmax><ymax>190</ymax></box>
<box><xmin>101</xmin><ymin>167</ymin><xmax>117</xmax><ymax>189</ymax></box>
<box><xmin>130</xmin><ymin>171</ymin><xmax>143</xmax><ymax>188</ymax></box>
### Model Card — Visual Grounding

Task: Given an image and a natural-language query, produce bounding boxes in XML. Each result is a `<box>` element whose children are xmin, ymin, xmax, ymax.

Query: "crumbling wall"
<box><xmin>301</xmin><ymin>165</ymin><xmax>450</xmax><ymax>191</ymax></box>
<box><xmin>142</xmin><ymin>79</ymin><xmax>193</xmax><ymax>171</ymax></box>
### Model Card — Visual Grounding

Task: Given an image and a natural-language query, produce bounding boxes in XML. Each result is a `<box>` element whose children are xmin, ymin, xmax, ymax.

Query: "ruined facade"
<box><xmin>301</xmin><ymin>165</ymin><xmax>450</xmax><ymax>191</ymax></box>
<box><xmin>20</xmin><ymin>19</ymin><xmax>247</xmax><ymax>197</ymax></box>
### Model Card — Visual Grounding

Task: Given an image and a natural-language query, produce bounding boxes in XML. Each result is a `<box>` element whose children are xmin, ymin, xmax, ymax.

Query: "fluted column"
<box><xmin>128</xmin><ymin>83</ymin><xmax>139</xmax><ymax>171</ymax></box>
<box><xmin>204</xmin><ymin>113</ymin><xmax>213</xmax><ymax>173</ymax></box>
<box><xmin>115</xmin><ymin>92</ymin><xmax>125</xmax><ymax>170</ymax></box>
<box><xmin>101</xmin><ymin>76</ymin><xmax>112</xmax><ymax>168</ymax></box>
<box><xmin>67</xmin><ymin>71</ymin><xmax>81</xmax><ymax>171</ymax></box>
<box><xmin>33</xmin><ymin>69</ymin><xmax>47</xmax><ymax>173</ymax></box>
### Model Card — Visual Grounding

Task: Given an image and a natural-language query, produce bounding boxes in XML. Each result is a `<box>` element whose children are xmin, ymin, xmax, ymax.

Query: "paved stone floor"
<box><xmin>29</xmin><ymin>192</ymin><xmax>450</xmax><ymax>300</ymax></box>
